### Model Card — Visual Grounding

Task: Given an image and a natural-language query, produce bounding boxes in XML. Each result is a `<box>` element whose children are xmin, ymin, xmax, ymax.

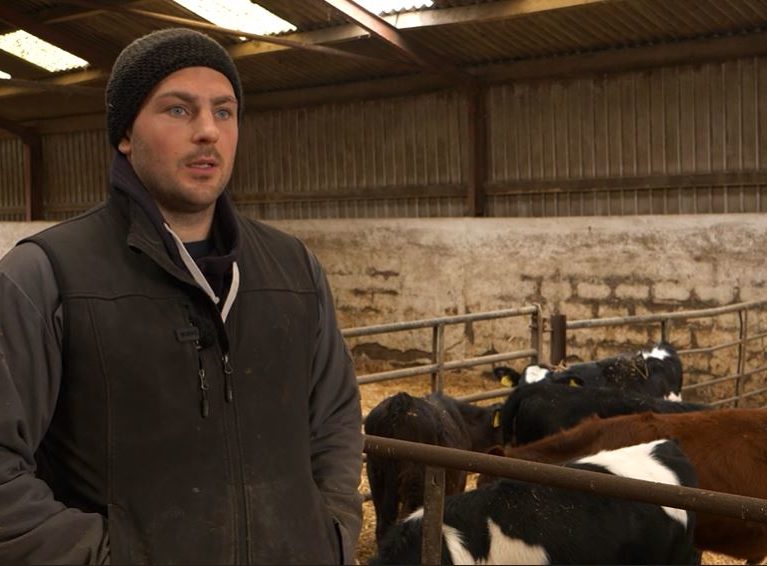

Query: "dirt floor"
<box><xmin>354</xmin><ymin>369</ymin><xmax>748</xmax><ymax>565</ymax></box>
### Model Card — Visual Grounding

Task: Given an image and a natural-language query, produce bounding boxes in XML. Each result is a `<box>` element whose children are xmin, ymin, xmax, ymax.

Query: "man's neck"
<box><xmin>160</xmin><ymin>206</ymin><xmax>216</xmax><ymax>242</ymax></box>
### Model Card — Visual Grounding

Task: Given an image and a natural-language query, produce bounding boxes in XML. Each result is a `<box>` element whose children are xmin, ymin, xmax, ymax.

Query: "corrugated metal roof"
<box><xmin>2</xmin><ymin>0</ymin><xmax>767</xmax><ymax>127</ymax></box>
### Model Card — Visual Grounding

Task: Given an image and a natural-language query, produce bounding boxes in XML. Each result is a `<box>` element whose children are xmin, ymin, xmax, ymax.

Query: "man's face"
<box><xmin>118</xmin><ymin>66</ymin><xmax>239</xmax><ymax>217</ymax></box>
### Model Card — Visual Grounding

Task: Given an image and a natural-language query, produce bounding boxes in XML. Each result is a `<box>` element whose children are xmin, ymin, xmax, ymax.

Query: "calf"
<box><xmin>500</xmin><ymin>381</ymin><xmax>708</xmax><ymax>446</ymax></box>
<box><xmin>371</xmin><ymin>440</ymin><xmax>699</xmax><ymax>565</ymax></box>
<box><xmin>364</xmin><ymin>392</ymin><xmax>502</xmax><ymax>544</ymax></box>
<box><xmin>494</xmin><ymin>341</ymin><xmax>684</xmax><ymax>400</ymax></box>
<box><xmin>505</xmin><ymin>408</ymin><xmax>767</xmax><ymax>563</ymax></box>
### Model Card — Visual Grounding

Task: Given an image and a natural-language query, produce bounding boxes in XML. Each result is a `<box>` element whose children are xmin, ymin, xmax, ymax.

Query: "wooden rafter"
<box><xmin>0</xmin><ymin>4</ymin><xmax>114</xmax><ymax>69</ymax></box>
<box><xmin>321</xmin><ymin>0</ymin><xmax>475</xmax><ymax>87</ymax></box>
<box><xmin>0</xmin><ymin>68</ymin><xmax>106</xmax><ymax>98</ymax></box>
<box><xmin>185</xmin><ymin>0</ymin><xmax>612</xmax><ymax>61</ymax></box>
<box><xmin>0</xmin><ymin>77</ymin><xmax>102</xmax><ymax>95</ymax></box>
<box><xmin>65</xmin><ymin>0</ymin><xmax>414</xmax><ymax>69</ymax></box>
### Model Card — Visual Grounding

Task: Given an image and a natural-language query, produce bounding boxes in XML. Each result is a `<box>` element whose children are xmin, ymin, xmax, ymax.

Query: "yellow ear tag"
<box><xmin>500</xmin><ymin>376</ymin><xmax>512</xmax><ymax>387</ymax></box>
<box><xmin>568</xmin><ymin>378</ymin><xmax>581</xmax><ymax>387</ymax></box>
<box><xmin>492</xmin><ymin>410</ymin><xmax>501</xmax><ymax>428</ymax></box>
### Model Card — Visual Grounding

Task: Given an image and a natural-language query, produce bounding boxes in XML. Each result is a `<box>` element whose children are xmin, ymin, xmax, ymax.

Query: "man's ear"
<box><xmin>118</xmin><ymin>132</ymin><xmax>132</xmax><ymax>156</ymax></box>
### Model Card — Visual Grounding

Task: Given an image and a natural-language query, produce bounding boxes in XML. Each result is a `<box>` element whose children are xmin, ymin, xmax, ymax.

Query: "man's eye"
<box><xmin>215</xmin><ymin>108</ymin><xmax>232</xmax><ymax>120</ymax></box>
<box><xmin>168</xmin><ymin>106</ymin><xmax>187</xmax><ymax>117</ymax></box>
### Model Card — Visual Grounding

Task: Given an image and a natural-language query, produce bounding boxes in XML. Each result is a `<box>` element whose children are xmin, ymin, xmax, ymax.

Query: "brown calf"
<box><xmin>504</xmin><ymin>408</ymin><xmax>767</xmax><ymax>563</ymax></box>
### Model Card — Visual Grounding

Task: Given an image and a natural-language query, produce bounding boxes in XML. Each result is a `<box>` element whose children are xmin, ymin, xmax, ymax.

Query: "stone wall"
<box><xmin>277</xmin><ymin>214</ymin><xmax>767</xmax><ymax>404</ymax></box>
<box><xmin>3</xmin><ymin>214</ymin><xmax>766</xmax><ymax>403</ymax></box>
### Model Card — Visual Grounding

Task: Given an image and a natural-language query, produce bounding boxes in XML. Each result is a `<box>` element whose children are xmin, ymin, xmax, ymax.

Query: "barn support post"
<box><xmin>465</xmin><ymin>84</ymin><xmax>487</xmax><ymax>217</ymax></box>
<box><xmin>421</xmin><ymin>465</ymin><xmax>445</xmax><ymax>565</ymax></box>
<box><xmin>23</xmin><ymin>136</ymin><xmax>43</xmax><ymax>221</ymax></box>
<box><xmin>430</xmin><ymin>323</ymin><xmax>445</xmax><ymax>393</ymax></box>
<box><xmin>735</xmin><ymin>309</ymin><xmax>748</xmax><ymax>407</ymax></box>
<box><xmin>549</xmin><ymin>313</ymin><xmax>567</xmax><ymax>365</ymax></box>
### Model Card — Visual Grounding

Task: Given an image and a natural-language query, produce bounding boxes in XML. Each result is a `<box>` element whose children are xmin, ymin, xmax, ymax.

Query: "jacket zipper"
<box><xmin>196</xmin><ymin>343</ymin><xmax>210</xmax><ymax>418</ymax></box>
<box><xmin>223</xmin><ymin>353</ymin><xmax>234</xmax><ymax>403</ymax></box>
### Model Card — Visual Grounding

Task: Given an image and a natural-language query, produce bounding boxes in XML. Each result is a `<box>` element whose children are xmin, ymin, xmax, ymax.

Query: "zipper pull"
<box><xmin>198</xmin><ymin>366</ymin><xmax>210</xmax><ymax>418</ymax></box>
<box><xmin>223</xmin><ymin>353</ymin><xmax>233</xmax><ymax>403</ymax></box>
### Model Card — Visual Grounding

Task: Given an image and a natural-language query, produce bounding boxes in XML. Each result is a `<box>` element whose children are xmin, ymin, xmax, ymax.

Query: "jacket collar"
<box><xmin>108</xmin><ymin>152</ymin><xmax>241</xmax><ymax>312</ymax></box>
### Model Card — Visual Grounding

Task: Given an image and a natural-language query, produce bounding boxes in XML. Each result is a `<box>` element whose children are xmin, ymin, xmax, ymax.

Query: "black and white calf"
<box><xmin>371</xmin><ymin>439</ymin><xmax>699</xmax><ymax>565</ymax></box>
<box><xmin>499</xmin><ymin>381</ymin><xmax>708</xmax><ymax>446</ymax></box>
<box><xmin>364</xmin><ymin>392</ymin><xmax>502</xmax><ymax>544</ymax></box>
<box><xmin>494</xmin><ymin>341</ymin><xmax>684</xmax><ymax>400</ymax></box>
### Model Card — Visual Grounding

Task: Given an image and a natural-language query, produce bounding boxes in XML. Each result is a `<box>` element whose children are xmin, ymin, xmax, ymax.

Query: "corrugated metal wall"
<box><xmin>41</xmin><ymin>130</ymin><xmax>111</xmax><ymax>221</ymax></box>
<box><xmin>18</xmin><ymin>55</ymin><xmax>767</xmax><ymax>219</ymax></box>
<box><xmin>486</xmin><ymin>57</ymin><xmax>767</xmax><ymax>216</ymax></box>
<box><xmin>229</xmin><ymin>91</ymin><xmax>468</xmax><ymax>218</ymax></box>
<box><xmin>0</xmin><ymin>138</ymin><xmax>26</xmax><ymax>220</ymax></box>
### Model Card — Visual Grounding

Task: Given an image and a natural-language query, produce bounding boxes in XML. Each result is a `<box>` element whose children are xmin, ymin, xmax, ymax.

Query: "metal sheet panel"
<box><xmin>230</xmin><ymin>90</ymin><xmax>468</xmax><ymax>218</ymax></box>
<box><xmin>41</xmin><ymin>130</ymin><xmax>111</xmax><ymax>220</ymax></box>
<box><xmin>487</xmin><ymin>56</ymin><xmax>767</xmax><ymax>216</ymax></box>
<box><xmin>486</xmin><ymin>185</ymin><xmax>767</xmax><ymax>217</ymax></box>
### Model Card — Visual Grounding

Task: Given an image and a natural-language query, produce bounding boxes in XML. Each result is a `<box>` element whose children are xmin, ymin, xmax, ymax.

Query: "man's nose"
<box><xmin>192</xmin><ymin>111</ymin><xmax>221</xmax><ymax>143</ymax></box>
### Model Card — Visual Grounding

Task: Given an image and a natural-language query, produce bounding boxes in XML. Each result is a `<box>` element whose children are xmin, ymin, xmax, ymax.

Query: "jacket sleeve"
<box><xmin>0</xmin><ymin>243</ymin><xmax>109</xmax><ymax>565</ymax></box>
<box><xmin>306</xmin><ymin>249</ymin><xmax>363</xmax><ymax>565</ymax></box>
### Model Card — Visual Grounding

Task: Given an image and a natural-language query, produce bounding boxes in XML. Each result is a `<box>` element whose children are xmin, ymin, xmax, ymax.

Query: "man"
<box><xmin>0</xmin><ymin>28</ymin><xmax>363</xmax><ymax>564</ymax></box>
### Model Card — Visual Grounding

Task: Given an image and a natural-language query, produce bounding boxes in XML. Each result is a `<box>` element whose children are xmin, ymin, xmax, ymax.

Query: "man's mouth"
<box><xmin>188</xmin><ymin>158</ymin><xmax>218</xmax><ymax>169</ymax></box>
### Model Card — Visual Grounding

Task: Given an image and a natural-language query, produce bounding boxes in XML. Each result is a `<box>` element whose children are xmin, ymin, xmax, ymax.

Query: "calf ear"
<box><xmin>551</xmin><ymin>374</ymin><xmax>584</xmax><ymax>387</ymax></box>
<box><xmin>493</xmin><ymin>366</ymin><xmax>521</xmax><ymax>387</ymax></box>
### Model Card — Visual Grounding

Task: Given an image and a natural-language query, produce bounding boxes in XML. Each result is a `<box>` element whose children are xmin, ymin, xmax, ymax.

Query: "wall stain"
<box><xmin>352</xmin><ymin>342</ymin><xmax>430</xmax><ymax>365</ymax></box>
<box><xmin>366</xmin><ymin>268</ymin><xmax>400</xmax><ymax>280</ymax></box>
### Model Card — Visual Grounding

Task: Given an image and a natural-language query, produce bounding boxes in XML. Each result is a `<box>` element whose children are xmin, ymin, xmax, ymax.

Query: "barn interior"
<box><xmin>1</xmin><ymin>1</ymin><xmax>766</xmax><ymax>564</ymax></box>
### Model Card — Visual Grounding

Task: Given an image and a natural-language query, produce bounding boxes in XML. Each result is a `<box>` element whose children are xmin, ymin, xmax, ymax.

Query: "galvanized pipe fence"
<box><xmin>342</xmin><ymin>305</ymin><xmax>544</xmax><ymax>401</ymax></box>
<box><xmin>364</xmin><ymin>435</ymin><xmax>767</xmax><ymax>565</ymax></box>
<box><xmin>349</xmin><ymin>299</ymin><xmax>767</xmax><ymax>563</ymax></box>
<box><xmin>346</xmin><ymin>299</ymin><xmax>767</xmax><ymax>407</ymax></box>
<box><xmin>552</xmin><ymin>298</ymin><xmax>767</xmax><ymax>408</ymax></box>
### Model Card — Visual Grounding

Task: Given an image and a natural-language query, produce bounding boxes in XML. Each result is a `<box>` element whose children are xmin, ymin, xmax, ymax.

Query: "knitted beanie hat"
<box><xmin>106</xmin><ymin>28</ymin><xmax>243</xmax><ymax>148</ymax></box>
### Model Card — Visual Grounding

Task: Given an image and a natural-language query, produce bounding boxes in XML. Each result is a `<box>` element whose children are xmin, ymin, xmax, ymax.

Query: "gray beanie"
<box><xmin>106</xmin><ymin>28</ymin><xmax>244</xmax><ymax>148</ymax></box>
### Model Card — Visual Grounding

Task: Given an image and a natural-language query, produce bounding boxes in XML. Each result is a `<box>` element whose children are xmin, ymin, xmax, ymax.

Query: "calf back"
<box><xmin>506</xmin><ymin>408</ymin><xmax>767</xmax><ymax>562</ymax></box>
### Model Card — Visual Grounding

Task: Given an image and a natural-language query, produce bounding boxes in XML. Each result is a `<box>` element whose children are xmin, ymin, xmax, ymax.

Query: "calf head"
<box><xmin>453</xmin><ymin>400</ymin><xmax>504</xmax><ymax>452</ymax></box>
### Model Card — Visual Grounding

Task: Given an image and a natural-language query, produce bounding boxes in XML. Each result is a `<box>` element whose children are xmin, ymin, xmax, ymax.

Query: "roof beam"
<box><xmin>0</xmin><ymin>68</ymin><xmax>106</xmax><ymax>98</ymax></box>
<box><xmin>0</xmin><ymin>77</ymin><xmax>103</xmax><ymax>95</ymax></box>
<box><xmin>0</xmin><ymin>112</ymin><xmax>36</xmax><ymax>143</ymax></box>
<box><xmin>48</xmin><ymin>0</ymin><xmax>612</xmax><ymax>66</ymax></box>
<box><xmin>0</xmin><ymin>4</ymin><xmax>114</xmax><ymax>69</ymax></box>
<box><xmin>321</xmin><ymin>0</ymin><xmax>475</xmax><ymax>86</ymax></box>
<box><xmin>66</xmin><ymin>0</ymin><xmax>414</xmax><ymax>70</ymax></box>
<box><xmin>191</xmin><ymin>0</ymin><xmax>612</xmax><ymax>60</ymax></box>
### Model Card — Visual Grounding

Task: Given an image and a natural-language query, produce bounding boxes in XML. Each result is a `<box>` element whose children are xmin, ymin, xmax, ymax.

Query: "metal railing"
<box><xmin>355</xmin><ymin>300</ymin><xmax>767</xmax><ymax>563</ymax></box>
<box><xmin>553</xmin><ymin>298</ymin><xmax>767</xmax><ymax>407</ymax></box>
<box><xmin>364</xmin><ymin>435</ymin><xmax>767</xmax><ymax>564</ymax></box>
<box><xmin>343</xmin><ymin>305</ymin><xmax>544</xmax><ymax>398</ymax></box>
